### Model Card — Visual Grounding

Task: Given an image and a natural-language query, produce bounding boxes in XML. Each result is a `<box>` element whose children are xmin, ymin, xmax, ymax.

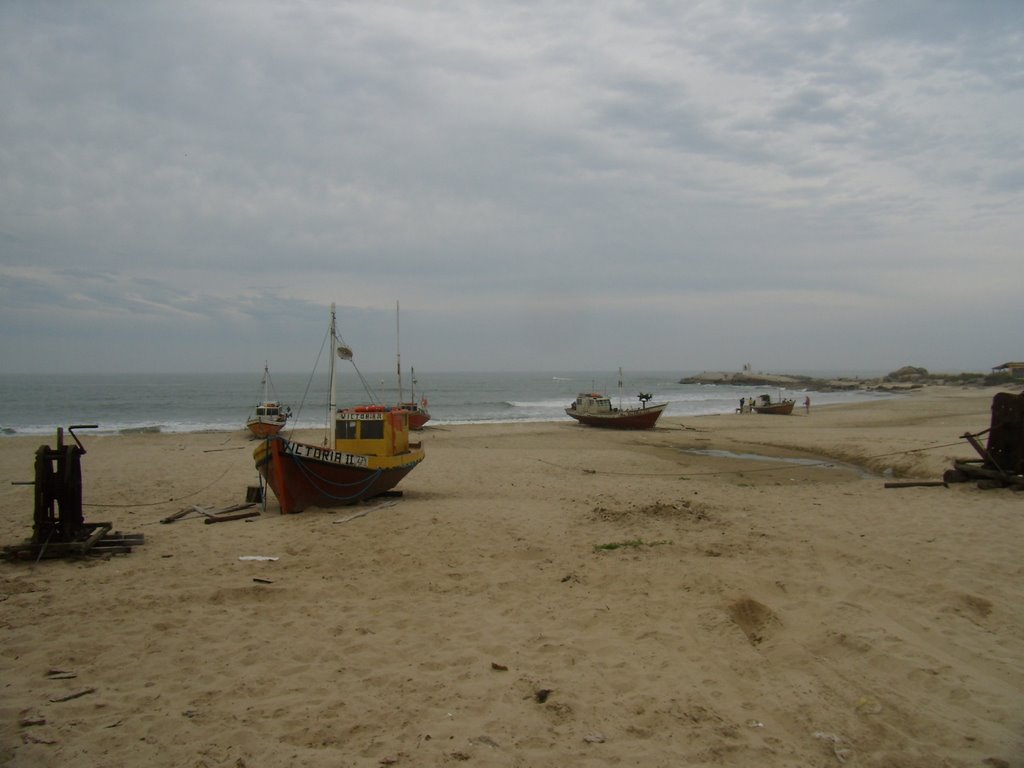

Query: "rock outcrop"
<box><xmin>680</xmin><ymin>366</ymin><xmax>1011</xmax><ymax>392</ymax></box>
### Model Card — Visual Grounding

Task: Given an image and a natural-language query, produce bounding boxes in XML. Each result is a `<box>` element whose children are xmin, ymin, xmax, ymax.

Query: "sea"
<box><xmin>0</xmin><ymin>371</ymin><xmax>897</xmax><ymax>437</ymax></box>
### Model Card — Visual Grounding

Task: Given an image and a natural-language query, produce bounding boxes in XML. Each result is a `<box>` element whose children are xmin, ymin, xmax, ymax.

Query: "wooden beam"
<box><xmin>203</xmin><ymin>511</ymin><xmax>261</xmax><ymax>524</ymax></box>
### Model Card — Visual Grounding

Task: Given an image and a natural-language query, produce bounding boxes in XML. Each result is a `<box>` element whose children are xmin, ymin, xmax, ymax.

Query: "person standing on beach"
<box><xmin>804</xmin><ymin>396</ymin><xmax>811</xmax><ymax>414</ymax></box>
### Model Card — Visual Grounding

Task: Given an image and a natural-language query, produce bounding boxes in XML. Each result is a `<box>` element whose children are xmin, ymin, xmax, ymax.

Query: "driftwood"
<box><xmin>159</xmin><ymin>508</ymin><xmax>192</xmax><ymax>524</ymax></box>
<box><xmin>48</xmin><ymin>687</ymin><xmax>95</xmax><ymax>703</ymax></box>
<box><xmin>203</xmin><ymin>510</ymin><xmax>260</xmax><ymax>524</ymax></box>
<box><xmin>884</xmin><ymin>481</ymin><xmax>948</xmax><ymax>489</ymax></box>
<box><xmin>162</xmin><ymin>503</ymin><xmax>259</xmax><ymax>524</ymax></box>
<box><xmin>201</xmin><ymin>503</ymin><xmax>256</xmax><ymax>516</ymax></box>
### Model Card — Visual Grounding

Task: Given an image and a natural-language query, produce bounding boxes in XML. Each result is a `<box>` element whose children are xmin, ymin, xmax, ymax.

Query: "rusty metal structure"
<box><xmin>945</xmin><ymin>392</ymin><xmax>1024</xmax><ymax>489</ymax></box>
<box><xmin>4</xmin><ymin>425</ymin><xmax>144</xmax><ymax>561</ymax></box>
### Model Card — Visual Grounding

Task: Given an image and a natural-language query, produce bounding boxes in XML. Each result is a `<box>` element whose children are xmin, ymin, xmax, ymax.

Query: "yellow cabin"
<box><xmin>334</xmin><ymin>406</ymin><xmax>412</xmax><ymax>458</ymax></box>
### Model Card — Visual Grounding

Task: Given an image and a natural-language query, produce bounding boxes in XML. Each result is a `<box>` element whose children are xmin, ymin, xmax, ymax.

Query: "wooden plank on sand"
<box><xmin>160</xmin><ymin>508</ymin><xmax>192</xmax><ymax>524</ymax></box>
<box><xmin>203</xmin><ymin>511</ymin><xmax>261</xmax><ymax>524</ymax></box>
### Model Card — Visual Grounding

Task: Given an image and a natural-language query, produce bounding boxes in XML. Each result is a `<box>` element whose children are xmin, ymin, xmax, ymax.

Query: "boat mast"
<box><xmin>262</xmin><ymin>361</ymin><xmax>269</xmax><ymax>403</ymax></box>
<box><xmin>618</xmin><ymin>367</ymin><xmax>623</xmax><ymax>410</ymax></box>
<box><xmin>396</xmin><ymin>301</ymin><xmax>403</xmax><ymax>403</ymax></box>
<box><xmin>328</xmin><ymin>303</ymin><xmax>337</xmax><ymax>444</ymax></box>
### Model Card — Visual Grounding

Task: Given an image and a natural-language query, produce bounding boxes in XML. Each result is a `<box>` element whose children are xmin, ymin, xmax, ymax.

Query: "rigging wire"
<box><xmin>284</xmin><ymin>311</ymin><xmax>385</xmax><ymax>445</ymax></box>
<box><xmin>335</xmin><ymin>323</ymin><xmax>381</xmax><ymax>405</ymax></box>
<box><xmin>285</xmin><ymin>320</ymin><xmax>330</xmax><ymax>441</ymax></box>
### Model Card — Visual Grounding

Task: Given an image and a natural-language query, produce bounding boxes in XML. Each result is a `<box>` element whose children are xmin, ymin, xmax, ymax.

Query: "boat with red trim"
<box><xmin>565</xmin><ymin>369</ymin><xmax>668</xmax><ymax>430</ymax></box>
<box><xmin>342</xmin><ymin>304</ymin><xmax>431</xmax><ymax>429</ymax></box>
<box><xmin>394</xmin><ymin>305</ymin><xmax>430</xmax><ymax>429</ymax></box>
<box><xmin>253</xmin><ymin>305</ymin><xmax>425</xmax><ymax>514</ymax></box>
<box><xmin>246</xmin><ymin>363</ymin><xmax>291</xmax><ymax>438</ymax></box>
<box><xmin>399</xmin><ymin>368</ymin><xmax>431</xmax><ymax>430</ymax></box>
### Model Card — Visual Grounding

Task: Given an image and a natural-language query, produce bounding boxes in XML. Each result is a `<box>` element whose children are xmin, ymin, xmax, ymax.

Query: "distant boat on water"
<box><xmin>245</xmin><ymin>363</ymin><xmax>290</xmax><ymax>438</ymax></box>
<box><xmin>565</xmin><ymin>369</ymin><xmax>668</xmax><ymax>430</ymax></box>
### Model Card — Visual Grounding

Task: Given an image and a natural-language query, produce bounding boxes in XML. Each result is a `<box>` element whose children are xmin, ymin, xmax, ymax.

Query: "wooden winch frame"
<box><xmin>4</xmin><ymin>425</ymin><xmax>144</xmax><ymax>560</ymax></box>
<box><xmin>946</xmin><ymin>392</ymin><xmax>1024</xmax><ymax>489</ymax></box>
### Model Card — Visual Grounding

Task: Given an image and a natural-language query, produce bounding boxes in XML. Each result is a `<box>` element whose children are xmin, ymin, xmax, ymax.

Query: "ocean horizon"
<box><xmin>0</xmin><ymin>370</ymin><xmax>898</xmax><ymax>437</ymax></box>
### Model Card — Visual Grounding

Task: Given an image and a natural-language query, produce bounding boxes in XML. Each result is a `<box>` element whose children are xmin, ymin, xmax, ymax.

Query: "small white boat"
<box><xmin>246</xmin><ymin>363</ymin><xmax>290</xmax><ymax>438</ymax></box>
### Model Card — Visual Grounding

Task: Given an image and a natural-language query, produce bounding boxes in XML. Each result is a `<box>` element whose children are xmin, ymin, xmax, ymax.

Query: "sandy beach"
<box><xmin>1</xmin><ymin>385</ymin><xmax>1022</xmax><ymax>767</ymax></box>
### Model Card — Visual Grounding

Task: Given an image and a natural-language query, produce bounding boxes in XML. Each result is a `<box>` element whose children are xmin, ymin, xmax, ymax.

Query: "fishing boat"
<box><xmin>752</xmin><ymin>393</ymin><xmax>795</xmax><ymax>415</ymax></box>
<box><xmin>245</xmin><ymin>363</ymin><xmax>291</xmax><ymax>438</ymax></box>
<box><xmin>342</xmin><ymin>302</ymin><xmax>431</xmax><ymax>429</ymax></box>
<box><xmin>565</xmin><ymin>369</ymin><xmax>668</xmax><ymax>430</ymax></box>
<box><xmin>394</xmin><ymin>305</ymin><xmax>430</xmax><ymax>429</ymax></box>
<box><xmin>400</xmin><ymin>367</ymin><xmax>431</xmax><ymax>430</ymax></box>
<box><xmin>253</xmin><ymin>305</ymin><xmax>425</xmax><ymax>514</ymax></box>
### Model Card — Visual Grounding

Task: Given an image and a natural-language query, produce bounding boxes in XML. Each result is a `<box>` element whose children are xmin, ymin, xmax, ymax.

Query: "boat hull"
<box><xmin>565</xmin><ymin>403</ymin><xmax>667</xmax><ymax>430</ymax></box>
<box><xmin>246</xmin><ymin>418</ymin><xmax>286</xmax><ymax>438</ymax></box>
<box><xmin>254</xmin><ymin>436</ymin><xmax>423</xmax><ymax>514</ymax></box>
<box><xmin>406</xmin><ymin>408</ymin><xmax>431</xmax><ymax>430</ymax></box>
<box><xmin>753</xmin><ymin>401</ymin><xmax>795</xmax><ymax>415</ymax></box>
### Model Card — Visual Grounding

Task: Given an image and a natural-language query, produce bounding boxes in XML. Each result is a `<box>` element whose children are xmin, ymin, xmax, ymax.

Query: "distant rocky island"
<box><xmin>680</xmin><ymin>366</ymin><xmax>1013</xmax><ymax>392</ymax></box>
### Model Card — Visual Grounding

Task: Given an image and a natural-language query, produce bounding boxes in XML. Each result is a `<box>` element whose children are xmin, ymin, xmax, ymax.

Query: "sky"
<box><xmin>1</xmin><ymin>1</ymin><xmax>1022</xmax><ymax>375</ymax></box>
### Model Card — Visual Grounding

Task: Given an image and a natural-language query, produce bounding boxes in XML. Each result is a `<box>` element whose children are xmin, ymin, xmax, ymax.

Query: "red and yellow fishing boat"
<box><xmin>254</xmin><ymin>305</ymin><xmax>424</xmax><ymax>514</ymax></box>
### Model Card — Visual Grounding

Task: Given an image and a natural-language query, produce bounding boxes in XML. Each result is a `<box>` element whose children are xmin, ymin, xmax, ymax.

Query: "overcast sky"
<box><xmin>1</xmin><ymin>1</ymin><xmax>1021</xmax><ymax>375</ymax></box>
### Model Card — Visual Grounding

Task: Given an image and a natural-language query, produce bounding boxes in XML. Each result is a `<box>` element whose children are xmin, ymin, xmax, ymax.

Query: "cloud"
<box><xmin>0</xmin><ymin>0</ymin><xmax>1021</xmax><ymax>374</ymax></box>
